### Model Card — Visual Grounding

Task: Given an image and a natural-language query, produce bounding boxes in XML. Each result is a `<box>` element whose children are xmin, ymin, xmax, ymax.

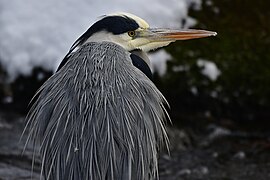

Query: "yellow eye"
<box><xmin>128</xmin><ymin>31</ymin><xmax>136</xmax><ymax>37</ymax></box>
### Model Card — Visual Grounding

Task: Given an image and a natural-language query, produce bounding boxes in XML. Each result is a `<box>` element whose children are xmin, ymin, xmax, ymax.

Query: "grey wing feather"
<box><xmin>24</xmin><ymin>42</ymin><xmax>169</xmax><ymax>180</ymax></box>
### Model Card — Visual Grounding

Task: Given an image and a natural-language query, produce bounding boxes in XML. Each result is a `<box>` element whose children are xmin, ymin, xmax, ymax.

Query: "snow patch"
<box><xmin>149</xmin><ymin>50</ymin><xmax>171</xmax><ymax>76</ymax></box>
<box><xmin>197</xmin><ymin>59</ymin><xmax>221</xmax><ymax>81</ymax></box>
<box><xmin>0</xmin><ymin>0</ymin><xmax>202</xmax><ymax>80</ymax></box>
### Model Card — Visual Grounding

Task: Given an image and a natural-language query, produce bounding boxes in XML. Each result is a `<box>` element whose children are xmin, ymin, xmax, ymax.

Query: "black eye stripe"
<box><xmin>90</xmin><ymin>16</ymin><xmax>139</xmax><ymax>35</ymax></box>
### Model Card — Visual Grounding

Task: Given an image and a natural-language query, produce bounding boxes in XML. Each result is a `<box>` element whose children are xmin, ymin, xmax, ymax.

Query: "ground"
<box><xmin>0</xmin><ymin>112</ymin><xmax>270</xmax><ymax>180</ymax></box>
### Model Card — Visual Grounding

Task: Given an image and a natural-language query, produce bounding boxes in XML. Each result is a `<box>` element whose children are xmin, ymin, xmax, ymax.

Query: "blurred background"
<box><xmin>0</xmin><ymin>0</ymin><xmax>270</xmax><ymax>179</ymax></box>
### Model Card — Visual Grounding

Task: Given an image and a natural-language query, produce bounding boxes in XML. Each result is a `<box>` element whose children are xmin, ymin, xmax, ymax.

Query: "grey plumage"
<box><xmin>24</xmin><ymin>42</ymin><xmax>169</xmax><ymax>180</ymax></box>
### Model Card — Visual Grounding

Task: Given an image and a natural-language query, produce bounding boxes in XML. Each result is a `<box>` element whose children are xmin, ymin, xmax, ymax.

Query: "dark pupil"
<box><xmin>129</xmin><ymin>31</ymin><xmax>135</xmax><ymax>36</ymax></box>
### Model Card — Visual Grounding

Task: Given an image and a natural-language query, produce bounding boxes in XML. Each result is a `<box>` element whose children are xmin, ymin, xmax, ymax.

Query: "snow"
<box><xmin>190</xmin><ymin>86</ymin><xmax>198</xmax><ymax>95</ymax></box>
<box><xmin>149</xmin><ymin>50</ymin><xmax>172</xmax><ymax>76</ymax></box>
<box><xmin>0</xmin><ymin>0</ymin><xmax>202</xmax><ymax>80</ymax></box>
<box><xmin>197</xmin><ymin>59</ymin><xmax>221</xmax><ymax>81</ymax></box>
<box><xmin>205</xmin><ymin>0</ymin><xmax>213</xmax><ymax>6</ymax></box>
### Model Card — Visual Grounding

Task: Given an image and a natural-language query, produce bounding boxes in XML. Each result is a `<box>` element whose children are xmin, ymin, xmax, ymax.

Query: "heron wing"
<box><xmin>24</xmin><ymin>41</ymin><xmax>169</xmax><ymax>180</ymax></box>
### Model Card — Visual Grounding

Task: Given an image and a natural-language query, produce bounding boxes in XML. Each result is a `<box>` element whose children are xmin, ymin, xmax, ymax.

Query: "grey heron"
<box><xmin>24</xmin><ymin>12</ymin><xmax>216</xmax><ymax>180</ymax></box>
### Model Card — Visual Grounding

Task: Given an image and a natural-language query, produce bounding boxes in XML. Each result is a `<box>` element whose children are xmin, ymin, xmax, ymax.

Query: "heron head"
<box><xmin>79</xmin><ymin>12</ymin><xmax>217</xmax><ymax>52</ymax></box>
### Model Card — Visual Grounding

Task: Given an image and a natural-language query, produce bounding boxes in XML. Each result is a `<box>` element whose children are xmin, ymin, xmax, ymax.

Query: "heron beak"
<box><xmin>146</xmin><ymin>28</ymin><xmax>217</xmax><ymax>41</ymax></box>
<box><xmin>133</xmin><ymin>28</ymin><xmax>217</xmax><ymax>52</ymax></box>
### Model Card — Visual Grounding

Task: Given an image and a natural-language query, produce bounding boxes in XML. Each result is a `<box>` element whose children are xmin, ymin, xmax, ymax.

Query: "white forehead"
<box><xmin>107</xmin><ymin>12</ymin><xmax>150</xmax><ymax>29</ymax></box>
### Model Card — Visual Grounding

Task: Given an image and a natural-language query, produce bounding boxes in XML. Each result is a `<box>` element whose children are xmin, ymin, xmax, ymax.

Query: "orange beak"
<box><xmin>145</xmin><ymin>28</ymin><xmax>217</xmax><ymax>41</ymax></box>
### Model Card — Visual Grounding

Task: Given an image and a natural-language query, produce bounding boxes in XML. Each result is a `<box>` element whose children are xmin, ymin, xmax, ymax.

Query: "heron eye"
<box><xmin>128</xmin><ymin>31</ymin><xmax>136</xmax><ymax>37</ymax></box>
